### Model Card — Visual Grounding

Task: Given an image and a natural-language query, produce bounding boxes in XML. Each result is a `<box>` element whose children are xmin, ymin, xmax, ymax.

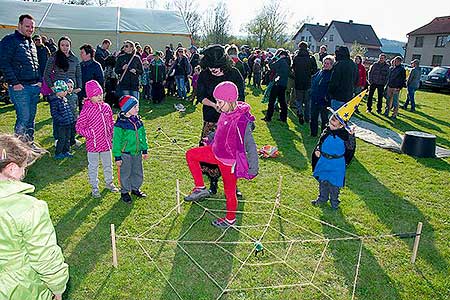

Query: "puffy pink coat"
<box><xmin>76</xmin><ymin>100</ymin><xmax>114</xmax><ymax>152</ymax></box>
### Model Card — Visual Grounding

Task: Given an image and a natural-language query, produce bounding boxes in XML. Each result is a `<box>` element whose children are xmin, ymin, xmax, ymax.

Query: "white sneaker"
<box><xmin>105</xmin><ymin>183</ymin><xmax>119</xmax><ymax>192</ymax></box>
<box><xmin>92</xmin><ymin>189</ymin><xmax>101</xmax><ymax>198</ymax></box>
<box><xmin>75</xmin><ymin>139</ymin><xmax>82</xmax><ymax>147</ymax></box>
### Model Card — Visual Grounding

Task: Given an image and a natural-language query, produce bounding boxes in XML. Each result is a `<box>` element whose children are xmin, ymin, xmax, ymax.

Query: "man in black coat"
<box><xmin>292</xmin><ymin>41</ymin><xmax>318</xmax><ymax>124</ymax></box>
<box><xmin>94</xmin><ymin>39</ymin><xmax>111</xmax><ymax>69</ymax></box>
<box><xmin>367</xmin><ymin>53</ymin><xmax>390</xmax><ymax>113</ymax></box>
<box><xmin>32</xmin><ymin>35</ymin><xmax>50</xmax><ymax>78</ymax></box>
<box><xmin>0</xmin><ymin>14</ymin><xmax>42</xmax><ymax>145</ymax></box>
<box><xmin>384</xmin><ymin>56</ymin><xmax>406</xmax><ymax>119</ymax></box>
<box><xmin>328</xmin><ymin>46</ymin><xmax>358</xmax><ymax>110</ymax></box>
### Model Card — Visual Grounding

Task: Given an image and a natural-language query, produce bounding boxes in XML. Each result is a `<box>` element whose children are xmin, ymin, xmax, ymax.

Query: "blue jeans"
<box><xmin>404</xmin><ymin>86</ymin><xmax>416</xmax><ymax>110</ymax></box>
<box><xmin>8</xmin><ymin>84</ymin><xmax>40</xmax><ymax>141</ymax></box>
<box><xmin>175</xmin><ymin>75</ymin><xmax>186</xmax><ymax>99</ymax></box>
<box><xmin>118</xmin><ymin>89</ymin><xmax>139</xmax><ymax>100</ymax></box>
<box><xmin>331</xmin><ymin>99</ymin><xmax>345</xmax><ymax>111</ymax></box>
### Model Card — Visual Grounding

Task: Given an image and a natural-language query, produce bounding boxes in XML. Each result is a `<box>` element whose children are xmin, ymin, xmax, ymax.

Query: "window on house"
<box><xmin>435</xmin><ymin>36</ymin><xmax>446</xmax><ymax>47</ymax></box>
<box><xmin>308</xmin><ymin>36</ymin><xmax>312</xmax><ymax>42</ymax></box>
<box><xmin>330</xmin><ymin>35</ymin><xmax>334</xmax><ymax>42</ymax></box>
<box><xmin>414</xmin><ymin>36</ymin><xmax>424</xmax><ymax>47</ymax></box>
<box><xmin>412</xmin><ymin>54</ymin><xmax>421</xmax><ymax>61</ymax></box>
<box><xmin>431</xmin><ymin>55</ymin><xmax>443</xmax><ymax>66</ymax></box>
<box><xmin>301</xmin><ymin>36</ymin><xmax>304</xmax><ymax>41</ymax></box>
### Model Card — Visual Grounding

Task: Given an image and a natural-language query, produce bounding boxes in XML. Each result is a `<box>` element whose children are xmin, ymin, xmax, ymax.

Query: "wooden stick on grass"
<box><xmin>411</xmin><ymin>222</ymin><xmax>423</xmax><ymax>264</ymax></box>
<box><xmin>111</xmin><ymin>224</ymin><xmax>118</xmax><ymax>268</ymax></box>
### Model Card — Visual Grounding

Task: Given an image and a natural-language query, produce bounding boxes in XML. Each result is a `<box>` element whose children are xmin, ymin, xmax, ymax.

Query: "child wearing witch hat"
<box><xmin>184</xmin><ymin>81</ymin><xmax>259</xmax><ymax>229</ymax></box>
<box><xmin>310</xmin><ymin>91</ymin><xmax>366</xmax><ymax>209</ymax></box>
<box><xmin>112</xmin><ymin>95</ymin><xmax>149</xmax><ymax>204</ymax></box>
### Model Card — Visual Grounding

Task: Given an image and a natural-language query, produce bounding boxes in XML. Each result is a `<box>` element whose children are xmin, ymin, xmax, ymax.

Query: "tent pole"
<box><xmin>116</xmin><ymin>6</ymin><xmax>121</xmax><ymax>52</ymax></box>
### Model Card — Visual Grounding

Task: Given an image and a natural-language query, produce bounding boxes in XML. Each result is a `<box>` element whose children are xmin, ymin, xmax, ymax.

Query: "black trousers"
<box><xmin>367</xmin><ymin>84</ymin><xmax>385</xmax><ymax>112</ymax></box>
<box><xmin>151</xmin><ymin>82</ymin><xmax>165</xmax><ymax>103</ymax></box>
<box><xmin>310</xmin><ymin>104</ymin><xmax>328</xmax><ymax>136</ymax></box>
<box><xmin>266</xmin><ymin>84</ymin><xmax>287</xmax><ymax>121</ymax></box>
<box><xmin>55</xmin><ymin>124</ymin><xmax>71</xmax><ymax>155</ymax></box>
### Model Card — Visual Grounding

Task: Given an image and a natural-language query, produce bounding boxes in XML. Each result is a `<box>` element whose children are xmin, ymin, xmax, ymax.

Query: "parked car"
<box><xmin>419</xmin><ymin>66</ymin><xmax>433</xmax><ymax>88</ymax></box>
<box><xmin>423</xmin><ymin>66</ymin><xmax>450</xmax><ymax>91</ymax></box>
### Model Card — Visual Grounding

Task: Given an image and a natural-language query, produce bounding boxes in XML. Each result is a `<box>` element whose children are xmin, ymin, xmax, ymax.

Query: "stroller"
<box><xmin>0</xmin><ymin>71</ymin><xmax>11</xmax><ymax>104</ymax></box>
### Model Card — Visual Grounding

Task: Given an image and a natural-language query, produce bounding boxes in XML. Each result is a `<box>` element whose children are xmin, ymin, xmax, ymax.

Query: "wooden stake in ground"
<box><xmin>111</xmin><ymin>224</ymin><xmax>118</xmax><ymax>268</ymax></box>
<box><xmin>275</xmin><ymin>176</ymin><xmax>283</xmax><ymax>208</ymax></box>
<box><xmin>411</xmin><ymin>222</ymin><xmax>423</xmax><ymax>264</ymax></box>
<box><xmin>176</xmin><ymin>179</ymin><xmax>181</xmax><ymax>214</ymax></box>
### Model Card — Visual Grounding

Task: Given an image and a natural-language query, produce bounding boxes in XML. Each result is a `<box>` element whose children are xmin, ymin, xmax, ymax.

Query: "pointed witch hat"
<box><xmin>328</xmin><ymin>89</ymin><xmax>368</xmax><ymax>132</ymax></box>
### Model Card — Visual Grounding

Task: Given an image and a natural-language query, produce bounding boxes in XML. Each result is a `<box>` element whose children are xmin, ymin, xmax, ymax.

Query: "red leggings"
<box><xmin>186</xmin><ymin>145</ymin><xmax>237</xmax><ymax>220</ymax></box>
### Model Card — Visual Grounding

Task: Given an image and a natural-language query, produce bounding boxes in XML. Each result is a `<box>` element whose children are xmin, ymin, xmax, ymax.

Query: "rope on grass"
<box><xmin>351</xmin><ymin>241</ymin><xmax>364</xmax><ymax>300</ymax></box>
<box><xmin>114</xmin><ymin>171</ymin><xmax>422</xmax><ymax>300</ymax></box>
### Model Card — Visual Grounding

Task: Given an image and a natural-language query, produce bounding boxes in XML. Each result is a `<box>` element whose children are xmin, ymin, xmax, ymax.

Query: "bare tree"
<box><xmin>145</xmin><ymin>0</ymin><xmax>157</xmax><ymax>9</ymax></box>
<box><xmin>202</xmin><ymin>1</ymin><xmax>231</xmax><ymax>45</ymax></box>
<box><xmin>245</xmin><ymin>0</ymin><xmax>288</xmax><ymax>49</ymax></box>
<box><xmin>166</xmin><ymin>0</ymin><xmax>201</xmax><ymax>42</ymax></box>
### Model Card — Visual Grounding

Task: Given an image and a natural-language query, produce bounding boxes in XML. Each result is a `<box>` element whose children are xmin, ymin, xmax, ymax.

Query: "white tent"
<box><xmin>0</xmin><ymin>0</ymin><xmax>192</xmax><ymax>52</ymax></box>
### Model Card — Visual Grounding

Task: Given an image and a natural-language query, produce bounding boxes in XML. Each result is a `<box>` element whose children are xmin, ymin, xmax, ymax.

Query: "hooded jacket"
<box><xmin>112</xmin><ymin>113</ymin><xmax>148</xmax><ymax>160</ymax></box>
<box><xmin>49</xmin><ymin>95</ymin><xmax>76</xmax><ymax>126</ymax></box>
<box><xmin>0</xmin><ymin>181</ymin><xmax>69</xmax><ymax>300</ymax></box>
<box><xmin>76</xmin><ymin>100</ymin><xmax>114</xmax><ymax>152</ymax></box>
<box><xmin>327</xmin><ymin>47</ymin><xmax>358</xmax><ymax>102</ymax></box>
<box><xmin>292</xmin><ymin>48</ymin><xmax>318</xmax><ymax>90</ymax></box>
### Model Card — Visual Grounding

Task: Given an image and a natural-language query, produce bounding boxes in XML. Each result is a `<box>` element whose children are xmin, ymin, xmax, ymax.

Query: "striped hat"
<box><xmin>119</xmin><ymin>95</ymin><xmax>138</xmax><ymax>113</ymax></box>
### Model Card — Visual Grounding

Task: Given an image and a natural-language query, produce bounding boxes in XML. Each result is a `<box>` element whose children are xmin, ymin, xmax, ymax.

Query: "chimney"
<box><xmin>325</xmin><ymin>23</ymin><xmax>329</xmax><ymax>26</ymax></box>
<box><xmin>349</xmin><ymin>20</ymin><xmax>353</xmax><ymax>24</ymax></box>
<box><xmin>316</xmin><ymin>22</ymin><xmax>320</xmax><ymax>25</ymax></box>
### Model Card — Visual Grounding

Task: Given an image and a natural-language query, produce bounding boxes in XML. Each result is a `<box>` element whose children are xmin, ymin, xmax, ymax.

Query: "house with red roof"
<box><xmin>405</xmin><ymin>16</ymin><xmax>450</xmax><ymax>66</ymax></box>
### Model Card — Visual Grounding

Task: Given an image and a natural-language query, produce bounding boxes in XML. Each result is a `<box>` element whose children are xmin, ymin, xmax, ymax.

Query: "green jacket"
<box><xmin>113</xmin><ymin>113</ymin><xmax>149</xmax><ymax>160</ymax></box>
<box><xmin>0</xmin><ymin>181</ymin><xmax>69</xmax><ymax>300</ymax></box>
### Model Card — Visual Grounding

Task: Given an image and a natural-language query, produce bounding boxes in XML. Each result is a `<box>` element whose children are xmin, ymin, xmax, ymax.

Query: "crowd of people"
<box><xmin>0</xmin><ymin>13</ymin><xmax>423</xmax><ymax>300</ymax></box>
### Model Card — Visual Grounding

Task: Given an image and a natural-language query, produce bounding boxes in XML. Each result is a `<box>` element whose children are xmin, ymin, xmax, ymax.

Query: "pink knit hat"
<box><xmin>213</xmin><ymin>81</ymin><xmax>238</xmax><ymax>103</ymax></box>
<box><xmin>85</xmin><ymin>80</ymin><xmax>103</xmax><ymax>99</ymax></box>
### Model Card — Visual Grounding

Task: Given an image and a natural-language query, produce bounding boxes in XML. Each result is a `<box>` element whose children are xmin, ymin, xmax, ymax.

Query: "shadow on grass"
<box><xmin>347</xmin><ymin>158</ymin><xmax>449</xmax><ymax>274</ymax></box>
<box><xmin>358</xmin><ymin>111</ymin><xmax>450</xmax><ymax>149</ymax></box>
<box><xmin>321</xmin><ymin>209</ymin><xmax>402</xmax><ymax>300</ymax></box>
<box><xmin>0</xmin><ymin>103</ymin><xmax>14</xmax><ymax>113</ymax></box>
<box><xmin>161</xmin><ymin>199</ymin><xmax>244</xmax><ymax>300</ymax></box>
<box><xmin>64</xmin><ymin>199</ymin><xmax>132</xmax><ymax>297</ymax></box>
<box><xmin>34</xmin><ymin>117</ymin><xmax>53</xmax><ymax>132</ymax></box>
<box><xmin>27</xmin><ymin>152</ymin><xmax>86</xmax><ymax>193</ymax></box>
<box><xmin>263</xmin><ymin>109</ymin><xmax>309</xmax><ymax>171</ymax></box>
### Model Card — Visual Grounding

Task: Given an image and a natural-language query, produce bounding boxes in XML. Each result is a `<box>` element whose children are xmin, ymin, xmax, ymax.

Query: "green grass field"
<box><xmin>0</xmin><ymin>88</ymin><xmax>449</xmax><ymax>300</ymax></box>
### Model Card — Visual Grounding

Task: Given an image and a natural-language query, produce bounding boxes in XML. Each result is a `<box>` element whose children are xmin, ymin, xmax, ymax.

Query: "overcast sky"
<box><xmin>112</xmin><ymin>0</ymin><xmax>450</xmax><ymax>42</ymax></box>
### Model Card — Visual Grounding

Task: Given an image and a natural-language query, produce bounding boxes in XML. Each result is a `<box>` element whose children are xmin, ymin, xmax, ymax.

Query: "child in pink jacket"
<box><xmin>76</xmin><ymin>80</ymin><xmax>118</xmax><ymax>198</ymax></box>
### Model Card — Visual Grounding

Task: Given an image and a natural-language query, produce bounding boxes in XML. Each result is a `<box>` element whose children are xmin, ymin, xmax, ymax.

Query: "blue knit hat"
<box><xmin>53</xmin><ymin>80</ymin><xmax>68</xmax><ymax>93</ymax></box>
<box><xmin>119</xmin><ymin>95</ymin><xmax>138</xmax><ymax>113</ymax></box>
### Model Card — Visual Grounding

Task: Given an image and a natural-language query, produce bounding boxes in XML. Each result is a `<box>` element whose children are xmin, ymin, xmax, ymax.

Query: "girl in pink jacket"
<box><xmin>76</xmin><ymin>80</ymin><xmax>118</xmax><ymax>198</ymax></box>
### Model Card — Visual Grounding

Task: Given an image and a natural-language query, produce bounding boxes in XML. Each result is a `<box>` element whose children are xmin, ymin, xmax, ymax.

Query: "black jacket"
<box><xmin>115</xmin><ymin>53</ymin><xmax>143</xmax><ymax>91</ymax></box>
<box><xmin>387</xmin><ymin>65</ymin><xmax>406</xmax><ymax>89</ymax></box>
<box><xmin>0</xmin><ymin>31</ymin><xmax>40</xmax><ymax>85</ymax></box>
<box><xmin>327</xmin><ymin>46</ymin><xmax>358</xmax><ymax>102</ymax></box>
<box><xmin>95</xmin><ymin>45</ymin><xmax>111</xmax><ymax>69</ymax></box>
<box><xmin>311</xmin><ymin>126</ymin><xmax>356</xmax><ymax>171</ymax></box>
<box><xmin>49</xmin><ymin>95</ymin><xmax>76</xmax><ymax>126</ymax></box>
<box><xmin>197</xmin><ymin>67</ymin><xmax>245</xmax><ymax>123</ymax></box>
<box><xmin>292</xmin><ymin>49</ymin><xmax>318</xmax><ymax>90</ymax></box>
<box><xmin>173</xmin><ymin>56</ymin><xmax>189</xmax><ymax>76</ymax></box>
<box><xmin>36</xmin><ymin>44</ymin><xmax>50</xmax><ymax>78</ymax></box>
<box><xmin>80</xmin><ymin>59</ymin><xmax>104</xmax><ymax>98</ymax></box>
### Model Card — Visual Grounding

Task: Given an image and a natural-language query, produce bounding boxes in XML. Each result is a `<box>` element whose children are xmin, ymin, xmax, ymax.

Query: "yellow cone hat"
<box><xmin>335</xmin><ymin>89</ymin><xmax>368</xmax><ymax>122</ymax></box>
